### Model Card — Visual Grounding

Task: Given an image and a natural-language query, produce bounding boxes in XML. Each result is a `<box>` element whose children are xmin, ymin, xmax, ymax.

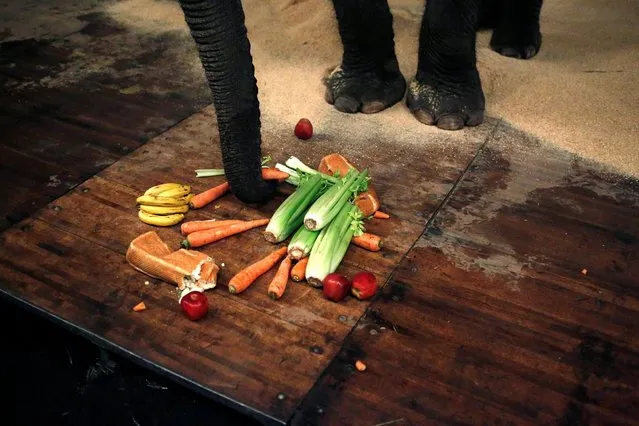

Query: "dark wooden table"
<box><xmin>2</xmin><ymin>3</ymin><xmax>638</xmax><ymax>425</ymax></box>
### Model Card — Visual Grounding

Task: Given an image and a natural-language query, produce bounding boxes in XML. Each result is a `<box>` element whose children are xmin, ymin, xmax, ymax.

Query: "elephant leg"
<box><xmin>178</xmin><ymin>0</ymin><xmax>274</xmax><ymax>204</ymax></box>
<box><xmin>490</xmin><ymin>0</ymin><xmax>543</xmax><ymax>59</ymax></box>
<box><xmin>324</xmin><ymin>0</ymin><xmax>407</xmax><ymax>114</ymax></box>
<box><xmin>407</xmin><ymin>0</ymin><xmax>485</xmax><ymax>130</ymax></box>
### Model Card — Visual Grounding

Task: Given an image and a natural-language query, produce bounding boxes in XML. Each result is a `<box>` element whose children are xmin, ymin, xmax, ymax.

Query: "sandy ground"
<box><xmin>3</xmin><ymin>0</ymin><xmax>638</xmax><ymax>176</ymax></box>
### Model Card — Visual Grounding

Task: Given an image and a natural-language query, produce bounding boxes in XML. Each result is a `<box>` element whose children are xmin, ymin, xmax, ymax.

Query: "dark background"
<box><xmin>1</xmin><ymin>298</ymin><xmax>261</xmax><ymax>426</ymax></box>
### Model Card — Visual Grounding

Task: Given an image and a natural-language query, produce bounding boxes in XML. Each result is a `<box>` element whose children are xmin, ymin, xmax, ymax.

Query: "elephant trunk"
<box><xmin>178</xmin><ymin>0</ymin><xmax>274</xmax><ymax>203</ymax></box>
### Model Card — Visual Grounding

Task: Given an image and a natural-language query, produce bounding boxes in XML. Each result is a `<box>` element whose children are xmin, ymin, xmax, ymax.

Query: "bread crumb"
<box><xmin>355</xmin><ymin>360</ymin><xmax>366</xmax><ymax>371</ymax></box>
<box><xmin>581</xmin><ymin>268</ymin><xmax>588</xmax><ymax>275</ymax></box>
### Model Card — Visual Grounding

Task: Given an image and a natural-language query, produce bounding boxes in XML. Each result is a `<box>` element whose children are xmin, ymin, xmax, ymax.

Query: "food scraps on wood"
<box><xmin>290</xmin><ymin>257</ymin><xmax>309</xmax><ymax>282</ymax></box>
<box><xmin>181</xmin><ymin>218</ymin><xmax>270</xmax><ymax>248</ymax></box>
<box><xmin>136</xmin><ymin>183</ymin><xmax>193</xmax><ymax>226</ymax></box>
<box><xmin>228</xmin><ymin>247</ymin><xmax>288</xmax><ymax>294</ymax></box>
<box><xmin>127</xmin><ymin>152</ymin><xmax>386</xmax><ymax>321</ymax></box>
<box><xmin>352</xmin><ymin>232</ymin><xmax>383</xmax><ymax>252</ymax></box>
<box><xmin>355</xmin><ymin>360</ymin><xmax>367</xmax><ymax>371</ymax></box>
<box><xmin>180</xmin><ymin>291</ymin><xmax>209</xmax><ymax>321</ymax></box>
<box><xmin>581</xmin><ymin>268</ymin><xmax>588</xmax><ymax>275</ymax></box>
<box><xmin>351</xmin><ymin>272</ymin><xmax>378</xmax><ymax>300</ymax></box>
<box><xmin>132</xmin><ymin>302</ymin><xmax>146</xmax><ymax>312</ymax></box>
<box><xmin>126</xmin><ymin>231</ymin><xmax>218</xmax><ymax>293</ymax></box>
<box><xmin>323</xmin><ymin>273</ymin><xmax>352</xmax><ymax>302</ymax></box>
<box><xmin>268</xmin><ymin>256</ymin><xmax>293</xmax><ymax>300</ymax></box>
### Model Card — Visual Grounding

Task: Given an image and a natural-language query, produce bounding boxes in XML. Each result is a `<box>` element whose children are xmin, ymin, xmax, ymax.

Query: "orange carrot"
<box><xmin>132</xmin><ymin>302</ymin><xmax>146</xmax><ymax>312</ymax></box>
<box><xmin>182</xmin><ymin>218</ymin><xmax>269</xmax><ymax>248</ymax></box>
<box><xmin>373</xmin><ymin>211</ymin><xmax>390</xmax><ymax>219</ymax></box>
<box><xmin>290</xmin><ymin>257</ymin><xmax>309</xmax><ymax>282</ymax></box>
<box><xmin>229</xmin><ymin>247</ymin><xmax>288</xmax><ymax>294</ymax></box>
<box><xmin>352</xmin><ymin>233</ymin><xmax>383</xmax><ymax>252</ymax></box>
<box><xmin>181</xmin><ymin>219</ymin><xmax>243</xmax><ymax>235</ymax></box>
<box><xmin>261</xmin><ymin>168</ymin><xmax>289</xmax><ymax>181</ymax></box>
<box><xmin>268</xmin><ymin>256</ymin><xmax>293</xmax><ymax>299</ymax></box>
<box><xmin>189</xmin><ymin>181</ymin><xmax>230</xmax><ymax>209</ymax></box>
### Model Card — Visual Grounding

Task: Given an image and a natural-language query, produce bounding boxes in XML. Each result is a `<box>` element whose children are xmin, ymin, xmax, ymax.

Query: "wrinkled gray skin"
<box><xmin>177</xmin><ymin>0</ymin><xmax>543</xmax><ymax>204</ymax></box>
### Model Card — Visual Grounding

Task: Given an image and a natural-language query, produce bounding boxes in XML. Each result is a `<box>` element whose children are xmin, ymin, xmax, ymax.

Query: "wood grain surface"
<box><xmin>0</xmin><ymin>104</ymin><xmax>493</xmax><ymax>424</ymax></box>
<box><xmin>0</xmin><ymin>10</ymin><xmax>210</xmax><ymax>232</ymax></box>
<box><xmin>291</xmin><ymin>124</ymin><xmax>639</xmax><ymax>426</ymax></box>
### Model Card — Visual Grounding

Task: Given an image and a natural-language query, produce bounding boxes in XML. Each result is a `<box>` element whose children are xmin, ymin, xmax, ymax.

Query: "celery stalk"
<box><xmin>288</xmin><ymin>225</ymin><xmax>320</xmax><ymax>260</ymax></box>
<box><xmin>303</xmin><ymin>169</ymin><xmax>368</xmax><ymax>231</ymax></box>
<box><xmin>195</xmin><ymin>156</ymin><xmax>272</xmax><ymax>178</ymax></box>
<box><xmin>263</xmin><ymin>174</ymin><xmax>325</xmax><ymax>243</ymax></box>
<box><xmin>305</xmin><ymin>202</ymin><xmax>359</xmax><ymax>287</ymax></box>
<box><xmin>284</xmin><ymin>156</ymin><xmax>339</xmax><ymax>184</ymax></box>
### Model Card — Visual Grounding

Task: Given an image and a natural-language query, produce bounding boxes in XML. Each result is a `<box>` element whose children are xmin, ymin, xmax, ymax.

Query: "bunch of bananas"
<box><xmin>136</xmin><ymin>183</ymin><xmax>193</xmax><ymax>226</ymax></box>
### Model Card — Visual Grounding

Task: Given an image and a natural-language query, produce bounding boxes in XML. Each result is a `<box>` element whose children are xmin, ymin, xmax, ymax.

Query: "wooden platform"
<box><xmin>2</xmin><ymin>102</ymin><xmax>639</xmax><ymax>425</ymax></box>
<box><xmin>2</xmin><ymin>2</ymin><xmax>639</xmax><ymax>425</ymax></box>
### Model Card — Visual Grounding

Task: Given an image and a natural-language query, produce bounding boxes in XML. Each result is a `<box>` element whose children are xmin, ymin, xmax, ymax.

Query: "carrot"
<box><xmin>189</xmin><ymin>181</ymin><xmax>230</xmax><ymax>209</ymax></box>
<box><xmin>261</xmin><ymin>168</ymin><xmax>289</xmax><ymax>181</ymax></box>
<box><xmin>268</xmin><ymin>256</ymin><xmax>293</xmax><ymax>299</ymax></box>
<box><xmin>229</xmin><ymin>247</ymin><xmax>288</xmax><ymax>294</ymax></box>
<box><xmin>373</xmin><ymin>211</ymin><xmax>390</xmax><ymax>219</ymax></box>
<box><xmin>132</xmin><ymin>301</ymin><xmax>146</xmax><ymax>312</ymax></box>
<box><xmin>290</xmin><ymin>257</ymin><xmax>309</xmax><ymax>282</ymax></box>
<box><xmin>182</xmin><ymin>218</ymin><xmax>270</xmax><ymax>248</ymax></box>
<box><xmin>352</xmin><ymin>232</ymin><xmax>383</xmax><ymax>252</ymax></box>
<box><xmin>180</xmin><ymin>219</ymin><xmax>243</xmax><ymax>235</ymax></box>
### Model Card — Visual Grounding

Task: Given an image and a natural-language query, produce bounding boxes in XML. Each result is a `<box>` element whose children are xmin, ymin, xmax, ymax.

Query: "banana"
<box><xmin>138</xmin><ymin>210</ymin><xmax>185</xmax><ymax>227</ymax></box>
<box><xmin>144</xmin><ymin>183</ymin><xmax>184</xmax><ymax>196</ymax></box>
<box><xmin>139</xmin><ymin>204</ymin><xmax>189</xmax><ymax>215</ymax></box>
<box><xmin>157</xmin><ymin>185</ymin><xmax>191</xmax><ymax>198</ymax></box>
<box><xmin>136</xmin><ymin>194</ymin><xmax>192</xmax><ymax>207</ymax></box>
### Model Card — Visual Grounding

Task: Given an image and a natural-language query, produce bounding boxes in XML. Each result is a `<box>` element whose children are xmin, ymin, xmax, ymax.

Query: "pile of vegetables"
<box><xmin>262</xmin><ymin>156</ymin><xmax>384</xmax><ymax>298</ymax></box>
<box><xmin>130</xmin><ymin>152</ymin><xmax>388</xmax><ymax>320</ymax></box>
<box><xmin>188</xmin><ymin>155</ymin><xmax>387</xmax><ymax>301</ymax></box>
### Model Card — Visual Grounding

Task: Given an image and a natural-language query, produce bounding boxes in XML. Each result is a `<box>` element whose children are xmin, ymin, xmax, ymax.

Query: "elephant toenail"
<box><xmin>324</xmin><ymin>88</ymin><xmax>334</xmax><ymax>104</ymax></box>
<box><xmin>466</xmin><ymin>110</ymin><xmax>484</xmax><ymax>127</ymax></box>
<box><xmin>413</xmin><ymin>109</ymin><xmax>435</xmax><ymax>125</ymax></box>
<box><xmin>334</xmin><ymin>96</ymin><xmax>360</xmax><ymax>113</ymax></box>
<box><xmin>524</xmin><ymin>46</ymin><xmax>537</xmax><ymax>59</ymax></box>
<box><xmin>361</xmin><ymin>101</ymin><xmax>385</xmax><ymax>114</ymax></box>
<box><xmin>437</xmin><ymin>114</ymin><xmax>465</xmax><ymax>131</ymax></box>
<box><xmin>500</xmin><ymin>48</ymin><xmax>522</xmax><ymax>59</ymax></box>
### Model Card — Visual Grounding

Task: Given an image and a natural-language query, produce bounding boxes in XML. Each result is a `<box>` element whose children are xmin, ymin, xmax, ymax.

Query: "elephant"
<box><xmin>176</xmin><ymin>0</ymin><xmax>544</xmax><ymax>204</ymax></box>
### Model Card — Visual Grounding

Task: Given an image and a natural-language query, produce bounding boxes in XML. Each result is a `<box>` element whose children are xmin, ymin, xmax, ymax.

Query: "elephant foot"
<box><xmin>323</xmin><ymin>62</ymin><xmax>407</xmax><ymax>114</ymax></box>
<box><xmin>491</xmin><ymin>29</ymin><xmax>541</xmax><ymax>59</ymax></box>
<box><xmin>406</xmin><ymin>73</ymin><xmax>485</xmax><ymax>131</ymax></box>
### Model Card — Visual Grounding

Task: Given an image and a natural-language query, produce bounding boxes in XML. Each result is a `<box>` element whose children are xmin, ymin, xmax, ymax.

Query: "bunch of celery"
<box><xmin>263</xmin><ymin>173</ymin><xmax>328</xmax><ymax>243</ymax></box>
<box><xmin>305</xmin><ymin>203</ymin><xmax>365</xmax><ymax>287</ymax></box>
<box><xmin>267</xmin><ymin>156</ymin><xmax>370</xmax><ymax>286</ymax></box>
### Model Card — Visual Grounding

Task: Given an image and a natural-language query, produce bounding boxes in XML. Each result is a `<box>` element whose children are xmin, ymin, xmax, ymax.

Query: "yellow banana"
<box><xmin>144</xmin><ymin>183</ymin><xmax>184</xmax><ymax>196</ymax></box>
<box><xmin>157</xmin><ymin>185</ymin><xmax>191</xmax><ymax>198</ymax></box>
<box><xmin>136</xmin><ymin>194</ymin><xmax>191</xmax><ymax>207</ymax></box>
<box><xmin>138</xmin><ymin>210</ymin><xmax>185</xmax><ymax>227</ymax></box>
<box><xmin>139</xmin><ymin>204</ymin><xmax>189</xmax><ymax>215</ymax></box>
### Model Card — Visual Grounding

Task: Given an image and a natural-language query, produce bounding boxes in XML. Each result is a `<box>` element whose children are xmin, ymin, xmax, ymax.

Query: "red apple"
<box><xmin>323</xmin><ymin>273</ymin><xmax>351</xmax><ymax>302</ymax></box>
<box><xmin>351</xmin><ymin>272</ymin><xmax>378</xmax><ymax>300</ymax></box>
<box><xmin>180</xmin><ymin>291</ymin><xmax>209</xmax><ymax>321</ymax></box>
<box><xmin>294</xmin><ymin>118</ymin><xmax>313</xmax><ymax>140</ymax></box>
